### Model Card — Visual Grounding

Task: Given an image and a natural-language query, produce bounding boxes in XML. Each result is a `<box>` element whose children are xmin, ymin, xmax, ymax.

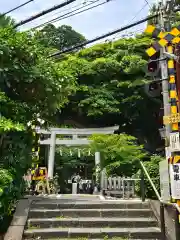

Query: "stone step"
<box><xmin>27</xmin><ymin>217</ymin><xmax>157</xmax><ymax>228</ymax></box>
<box><xmin>24</xmin><ymin>227</ymin><xmax>161</xmax><ymax>239</ymax></box>
<box><xmin>29</xmin><ymin>208</ymin><xmax>153</xmax><ymax>218</ymax></box>
<box><xmin>24</xmin><ymin>239</ymin><xmax>160</xmax><ymax>240</ymax></box>
<box><xmin>30</xmin><ymin>201</ymin><xmax>149</xmax><ymax>210</ymax></box>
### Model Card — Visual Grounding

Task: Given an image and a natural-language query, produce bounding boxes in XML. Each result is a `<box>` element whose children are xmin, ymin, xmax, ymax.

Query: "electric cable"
<box><xmin>44</xmin><ymin>0</ymin><xmax>110</xmax><ymax>24</ymax></box>
<box><xmin>49</xmin><ymin>11</ymin><xmax>160</xmax><ymax>57</ymax></box>
<box><xmin>144</xmin><ymin>0</ymin><xmax>151</xmax><ymax>9</ymax></box>
<box><xmin>32</xmin><ymin>0</ymin><xmax>108</xmax><ymax>30</ymax></box>
<box><xmin>14</xmin><ymin>0</ymin><xmax>77</xmax><ymax>28</ymax></box>
<box><xmin>94</xmin><ymin>28</ymin><xmax>144</xmax><ymax>45</ymax></box>
<box><xmin>114</xmin><ymin>0</ymin><xmax>148</xmax><ymax>40</ymax></box>
<box><xmin>131</xmin><ymin>1</ymin><xmax>149</xmax><ymax>22</ymax></box>
<box><xmin>34</xmin><ymin>0</ymin><xmax>94</xmax><ymax>24</ymax></box>
<box><xmin>1</xmin><ymin>0</ymin><xmax>34</xmax><ymax>16</ymax></box>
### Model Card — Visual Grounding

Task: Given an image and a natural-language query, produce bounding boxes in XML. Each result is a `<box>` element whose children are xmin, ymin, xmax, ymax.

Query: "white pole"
<box><xmin>95</xmin><ymin>152</ymin><xmax>100</xmax><ymax>181</ymax></box>
<box><xmin>94</xmin><ymin>152</ymin><xmax>100</xmax><ymax>194</ymax></box>
<box><xmin>48</xmin><ymin>132</ymin><xmax>56</xmax><ymax>179</ymax></box>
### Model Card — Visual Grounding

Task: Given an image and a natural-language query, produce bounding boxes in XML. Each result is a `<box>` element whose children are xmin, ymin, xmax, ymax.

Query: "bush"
<box><xmin>90</xmin><ymin>133</ymin><xmax>146</xmax><ymax>177</ymax></box>
<box><xmin>0</xmin><ymin>131</ymin><xmax>32</xmax><ymax>233</ymax></box>
<box><xmin>135</xmin><ymin>154</ymin><xmax>163</xmax><ymax>199</ymax></box>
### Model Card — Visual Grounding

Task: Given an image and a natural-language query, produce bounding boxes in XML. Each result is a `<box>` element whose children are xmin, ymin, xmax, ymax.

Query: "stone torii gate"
<box><xmin>35</xmin><ymin>126</ymin><xmax>119</xmax><ymax>180</ymax></box>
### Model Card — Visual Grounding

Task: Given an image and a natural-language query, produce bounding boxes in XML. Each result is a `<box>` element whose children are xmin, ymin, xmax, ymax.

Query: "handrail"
<box><xmin>140</xmin><ymin>160</ymin><xmax>180</xmax><ymax>214</ymax></box>
<box><xmin>163</xmin><ymin>201</ymin><xmax>180</xmax><ymax>213</ymax></box>
<box><xmin>140</xmin><ymin>161</ymin><xmax>161</xmax><ymax>201</ymax></box>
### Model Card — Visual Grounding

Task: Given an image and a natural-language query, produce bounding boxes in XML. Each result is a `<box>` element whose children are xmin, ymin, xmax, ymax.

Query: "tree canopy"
<box><xmin>0</xmin><ymin>23</ymin><xmax>79</xmax><ymax>230</ymax></box>
<box><xmin>34</xmin><ymin>24</ymin><xmax>86</xmax><ymax>51</ymax></box>
<box><xmin>0</xmin><ymin>14</ymin><xmax>166</xmax><ymax>232</ymax></box>
<box><xmin>0</xmin><ymin>15</ymin><xmax>15</xmax><ymax>28</ymax></box>
<box><xmin>90</xmin><ymin>133</ymin><xmax>146</xmax><ymax>176</ymax></box>
<box><xmin>57</xmin><ymin>36</ymin><xmax>162</xmax><ymax>152</ymax></box>
<box><xmin>0</xmin><ymin>27</ymin><xmax>77</xmax><ymax>127</ymax></box>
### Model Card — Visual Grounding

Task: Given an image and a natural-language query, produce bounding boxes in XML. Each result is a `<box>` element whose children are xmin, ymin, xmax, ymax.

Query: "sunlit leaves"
<box><xmin>79</xmin><ymin>87</ymin><xmax>120</xmax><ymax>116</ymax></box>
<box><xmin>0</xmin><ymin>27</ymin><xmax>77</xmax><ymax>123</ymax></box>
<box><xmin>0</xmin><ymin>117</ymin><xmax>24</xmax><ymax>133</ymax></box>
<box><xmin>120</xmin><ymin>55</ymin><xmax>147</xmax><ymax>75</ymax></box>
<box><xmin>58</xmin><ymin>34</ymin><xmax>161</xmax><ymax>150</ymax></box>
<box><xmin>34</xmin><ymin>24</ymin><xmax>86</xmax><ymax>51</ymax></box>
<box><xmin>89</xmin><ymin>134</ymin><xmax>146</xmax><ymax>176</ymax></box>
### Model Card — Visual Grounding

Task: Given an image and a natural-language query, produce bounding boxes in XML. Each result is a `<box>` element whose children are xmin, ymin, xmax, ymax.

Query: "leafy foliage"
<box><xmin>35</xmin><ymin>24</ymin><xmax>86</xmax><ymax>51</ymax></box>
<box><xmin>0</xmin><ymin>131</ymin><xmax>32</xmax><ymax>231</ymax></box>
<box><xmin>135</xmin><ymin>155</ymin><xmax>163</xmax><ymax>199</ymax></box>
<box><xmin>90</xmin><ymin>134</ymin><xmax>146</xmax><ymax>176</ymax></box>
<box><xmin>0</xmin><ymin>28</ymin><xmax>77</xmax><ymax>122</ymax></box>
<box><xmin>0</xmin><ymin>12</ymin><xmax>167</xmax><ymax>230</ymax></box>
<box><xmin>0</xmin><ymin>15</ymin><xmax>15</xmax><ymax>28</ymax></box>
<box><xmin>0</xmin><ymin>22</ymin><xmax>80</xmax><ymax>232</ymax></box>
<box><xmin>58</xmin><ymin>36</ymin><xmax>162</xmax><ymax>152</ymax></box>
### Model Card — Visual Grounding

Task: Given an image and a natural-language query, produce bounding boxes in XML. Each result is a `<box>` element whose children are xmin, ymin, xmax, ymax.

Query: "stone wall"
<box><xmin>3</xmin><ymin>198</ymin><xmax>32</xmax><ymax>240</ymax></box>
<box><xmin>149</xmin><ymin>200</ymin><xmax>178</xmax><ymax>240</ymax></box>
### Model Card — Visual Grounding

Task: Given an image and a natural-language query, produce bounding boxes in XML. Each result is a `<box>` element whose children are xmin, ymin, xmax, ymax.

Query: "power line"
<box><xmin>14</xmin><ymin>0</ymin><xmax>77</xmax><ymax>28</ymax></box>
<box><xmin>33</xmin><ymin>0</ymin><xmax>93</xmax><ymax>24</ymax></box>
<box><xmin>32</xmin><ymin>0</ymin><xmax>102</xmax><ymax>29</ymax></box>
<box><xmin>131</xmin><ymin>2</ymin><xmax>148</xmax><ymax>22</ymax></box>
<box><xmin>34</xmin><ymin>0</ymin><xmax>104</xmax><ymax>29</ymax></box>
<box><xmin>49</xmin><ymin>13</ymin><xmax>159</xmax><ymax>57</ymax></box>
<box><xmin>113</xmin><ymin>1</ymin><xmax>148</xmax><ymax>40</ymax></box>
<box><xmin>94</xmin><ymin>28</ymin><xmax>144</xmax><ymax>45</ymax></box>
<box><xmin>50</xmin><ymin>6</ymin><xmax>180</xmax><ymax>57</ymax></box>
<box><xmin>52</xmin><ymin>0</ymin><xmax>111</xmax><ymax>23</ymax></box>
<box><xmin>144</xmin><ymin>0</ymin><xmax>151</xmax><ymax>9</ymax></box>
<box><xmin>1</xmin><ymin>0</ymin><xmax>34</xmax><ymax>16</ymax></box>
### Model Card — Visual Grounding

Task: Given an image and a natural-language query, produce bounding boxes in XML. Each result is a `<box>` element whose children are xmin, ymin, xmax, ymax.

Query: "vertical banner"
<box><xmin>170</xmin><ymin>163</ymin><xmax>180</xmax><ymax>199</ymax></box>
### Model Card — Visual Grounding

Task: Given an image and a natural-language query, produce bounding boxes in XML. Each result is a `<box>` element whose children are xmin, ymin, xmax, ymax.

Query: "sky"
<box><xmin>1</xmin><ymin>0</ymin><xmax>155</xmax><ymax>42</ymax></box>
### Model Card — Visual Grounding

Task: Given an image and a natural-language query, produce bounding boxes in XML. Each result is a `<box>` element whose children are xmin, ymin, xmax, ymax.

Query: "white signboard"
<box><xmin>170</xmin><ymin>163</ymin><xmax>180</xmax><ymax>199</ymax></box>
<box><xmin>170</xmin><ymin>132</ymin><xmax>180</xmax><ymax>152</ymax></box>
<box><xmin>159</xmin><ymin>160</ymin><xmax>171</xmax><ymax>201</ymax></box>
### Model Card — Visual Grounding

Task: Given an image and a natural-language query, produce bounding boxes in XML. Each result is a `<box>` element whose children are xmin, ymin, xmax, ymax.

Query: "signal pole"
<box><xmin>159</xmin><ymin>0</ymin><xmax>172</xmax><ymax>157</ymax></box>
<box><xmin>145</xmin><ymin>0</ymin><xmax>180</xmax><ymax>234</ymax></box>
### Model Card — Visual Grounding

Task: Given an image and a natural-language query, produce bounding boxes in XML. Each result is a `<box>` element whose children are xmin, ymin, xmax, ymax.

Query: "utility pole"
<box><xmin>159</xmin><ymin>0</ymin><xmax>180</xmax><ymax>231</ymax></box>
<box><xmin>159</xmin><ymin>0</ymin><xmax>172</xmax><ymax>158</ymax></box>
<box><xmin>145</xmin><ymin>1</ymin><xmax>180</xmax><ymax>236</ymax></box>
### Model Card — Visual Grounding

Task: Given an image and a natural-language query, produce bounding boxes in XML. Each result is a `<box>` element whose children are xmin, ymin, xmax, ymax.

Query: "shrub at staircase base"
<box><xmin>0</xmin><ymin>131</ymin><xmax>32</xmax><ymax>233</ymax></box>
<box><xmin>135</xmin><ymin>154</ymin><xmax>163</xmax><ymax>199</ymax></box>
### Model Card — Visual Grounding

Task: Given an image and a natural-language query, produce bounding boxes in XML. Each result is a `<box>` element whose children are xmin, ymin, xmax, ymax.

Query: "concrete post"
<box><xmin>48</xmin><ymin>132</ymin><xmax>56</xmax><ymax>179</ymax></box>
<box><xmin>100</xmin><ymin>168</ymin><xmax>106</xmax><ymax>195</ymax></box>
<box><xmin>72</xmin><ymin>183</ymin><xmax>77</xmax><ymax>194</ymax></box>
<box><xmin>94</xmin><ymin>152</ymin><xmax>100</xmax><ymax>194</ymax></box>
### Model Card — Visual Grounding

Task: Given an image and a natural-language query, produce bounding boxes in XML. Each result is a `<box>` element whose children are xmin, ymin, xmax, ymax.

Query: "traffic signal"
<box><xmin>146</xmin><ymin>51</ymin><xmax>160</xmax><ymax>77</ymax></box>
<box><xmin>148</xmin><ymin>60</ymin><xmax>158</xmax><ymax>73</ymax></box>
<box><xmin>149</xmin><ymin>82</ymin><xmax>159</xmax><ymax>91</ymax></box>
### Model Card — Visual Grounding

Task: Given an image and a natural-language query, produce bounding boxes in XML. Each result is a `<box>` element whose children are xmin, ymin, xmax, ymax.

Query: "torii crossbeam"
<box><xmin>35</xmin><ymin>126</ymin><xmax>119</xmax><ymax>179</ymax></box>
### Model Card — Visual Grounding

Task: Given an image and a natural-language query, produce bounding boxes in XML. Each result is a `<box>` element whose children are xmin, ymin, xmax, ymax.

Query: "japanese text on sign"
<box><xmin>170</xmin><ymin>132</ymin><xmax>180</xmax><ymax>152</ymax></box>
<box><xmin>170</xmin><ymin>163</ymin><xmax>180</xmax><ymax>199</ymax></box>
<box><xmin>163</xmin><ymin>113</ymin><xmax>180</xmax><ymax>125</ymax></box>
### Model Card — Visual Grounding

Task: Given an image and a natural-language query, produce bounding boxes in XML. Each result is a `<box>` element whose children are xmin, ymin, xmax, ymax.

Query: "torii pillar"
<box><xmin>93</xmin><ymin>151</ymin><xmax>101</xmax><ymax>194</ymax></box>
<box><xmin>47</xmin><ymin>132</ymin><xmax>56</xmax><ymax>179</ymax></box>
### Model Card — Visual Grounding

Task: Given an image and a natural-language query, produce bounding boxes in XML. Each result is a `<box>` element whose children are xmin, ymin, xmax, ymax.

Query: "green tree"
<box><xmin>0</xmin><ymin>27</ymin><xmax>76</xmax><ymax>124</ymax></box>
<box><xmin>58</xmin><ymin>36</ymin><xmax>162</xmax><ymax>152</ymax></box>
<box><xmin>90</xmin><ymin>134</ymin><xmax>146</xmax><ymax>177</ymax></box>
<box><xmin>35</xmin><ymin>24</ymin><xmax>86</xmax><ymax>51</ymax></box>
<box><xmin>0</xmin><ymin>26</ymin><xmax>77</xmax><ymax>231</ymax></box>
<box><xmin>135</xmin><ymin>154</ymin><xmax>163</xmax><ymax>199</ymax></box>
<box><xmin>0</xmin><ymin>15</ymin><xmax>15</xmax><ymax>28</ymax></box>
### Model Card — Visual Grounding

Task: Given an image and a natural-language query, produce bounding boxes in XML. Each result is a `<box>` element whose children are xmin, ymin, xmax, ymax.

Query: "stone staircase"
<box><xmin>23</xmin><ymin>195</ymin><xmax>162</xmax><ymax>240</ymax></box>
